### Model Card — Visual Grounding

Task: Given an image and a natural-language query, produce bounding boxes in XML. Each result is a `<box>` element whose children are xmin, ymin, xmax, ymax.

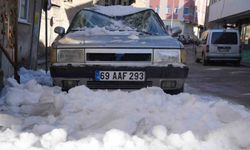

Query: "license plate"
<box><xmin>218</xmin><ymin>48</ymin><xmax>230</xmax><ymax>52</ymax></box>
<box><xmin>95</xmin><ymin>71</ymin><xmax>145</xmax><ymax>81</ymax></box>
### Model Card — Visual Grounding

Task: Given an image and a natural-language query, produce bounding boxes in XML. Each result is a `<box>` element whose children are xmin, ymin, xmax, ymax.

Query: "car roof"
<box><xmin>85</xmin><ymin>5</ymin><xmax>151</xmax><ymax>17</ymax></box>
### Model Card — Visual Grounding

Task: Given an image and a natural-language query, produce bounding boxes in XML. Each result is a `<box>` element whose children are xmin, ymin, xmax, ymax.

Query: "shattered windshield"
<box><xmin>68</xmin><ymin>9</ymin><xmax>167</xmax><ymax>36</ymax></box>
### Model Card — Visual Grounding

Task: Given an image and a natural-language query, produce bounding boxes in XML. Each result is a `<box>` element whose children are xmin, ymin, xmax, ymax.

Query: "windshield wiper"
<box><xmin>70</xmin><ymin>28</ymin><xmax>86</xmax><ymax>32</ymax></box>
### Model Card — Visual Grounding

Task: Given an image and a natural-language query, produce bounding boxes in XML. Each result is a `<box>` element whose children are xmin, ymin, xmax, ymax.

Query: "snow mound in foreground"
<box><xmin>0</xmin><ymin>79</ymin><xmax>250</xmax><ymax>150</ymax></box>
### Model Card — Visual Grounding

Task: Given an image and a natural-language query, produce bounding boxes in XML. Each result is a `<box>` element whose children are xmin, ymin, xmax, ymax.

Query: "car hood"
<box><xmin>54</xmin><ymin>33</ymin><xmax>183</xmax><ymax>49</ymax></box>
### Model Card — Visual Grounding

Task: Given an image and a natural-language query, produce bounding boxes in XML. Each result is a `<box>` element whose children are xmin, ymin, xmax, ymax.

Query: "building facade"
<box><xmin>0</xmin><ymin>0</ymin><xmax>42</xmax><ymax>80</ymax></box>
<box><xmin>149</xmin><ymin>0</ymin><xmax>197</xmax><ymax>36</ymax></box>
<box><xmin>195</xmin><ymin>0</ymin><xmax>209</xmax><ymax>37</ymax></box>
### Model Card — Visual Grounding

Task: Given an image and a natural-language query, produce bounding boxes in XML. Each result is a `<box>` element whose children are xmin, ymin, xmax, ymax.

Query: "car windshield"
<box><xmin>68</xmin><ymin>9</ymin><xmax>167</xmax><ymax>36</ymax></box>
<box><xmin>211</xmin><ymin>32</ymin><xmax>238</xmax><ymax>44</ymax></box>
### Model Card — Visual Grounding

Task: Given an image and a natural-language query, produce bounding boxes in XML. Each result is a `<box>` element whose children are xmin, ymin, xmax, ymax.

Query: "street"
<box><xmin>185</xmin><ymin>44</ymin><xmax>250</xmax><ymax>108</ymax></box>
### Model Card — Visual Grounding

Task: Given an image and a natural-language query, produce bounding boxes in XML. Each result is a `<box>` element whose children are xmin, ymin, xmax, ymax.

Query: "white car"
<box><xmin>50</xmin><ymin>5</ymin><xmax>188</xmax><ymax>94</ymax></box>
<box><xmin>195</xmin><ymin>29</ymin><xmax>241</xmax><ymax>65</ymax></box>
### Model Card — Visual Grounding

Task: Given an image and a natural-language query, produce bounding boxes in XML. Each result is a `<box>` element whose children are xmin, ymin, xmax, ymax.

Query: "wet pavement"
<box><xmin>185</xmin><ymin>44</ymin><xmax>250</xmax><ymax>109</ymax></box>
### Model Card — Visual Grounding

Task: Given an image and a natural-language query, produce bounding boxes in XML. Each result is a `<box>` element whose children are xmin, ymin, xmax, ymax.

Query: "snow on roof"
<box><xmin>86</xmin><ymin>5</ymin><xmax>150</xmax><ymax>16</ymax></box>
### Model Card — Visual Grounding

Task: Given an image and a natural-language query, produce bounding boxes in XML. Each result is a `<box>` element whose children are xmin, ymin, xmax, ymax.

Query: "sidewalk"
<box><xmin>241</xmin><ymin>50</ymin><xmax>250</xmax><ymax>67</ymax></box>
<box><xmin>241</xmin><ymin>61</ymin><xmax>250</xmax><ymax>67</ymax></box>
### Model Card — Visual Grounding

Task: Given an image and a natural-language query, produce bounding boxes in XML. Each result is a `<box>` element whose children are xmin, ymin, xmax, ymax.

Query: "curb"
<box><xmin>241</xmin><ymin>62</ymin><xmax>250</xmax><ymax>67</ymax></box>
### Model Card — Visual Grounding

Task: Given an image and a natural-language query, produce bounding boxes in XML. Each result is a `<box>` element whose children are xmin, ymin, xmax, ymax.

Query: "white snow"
<box><xmin>0</xmin><ymin>68</ymin><xmax>249</xmax><ymax>150</ymax></box>
<box><xmin>66</xmin><ymin>26</ymin><xmax>138</xmax><ymax>37</ymax></box>
<box><xmin>88</xmin><ymin>5</ymin><xmax>148</xmax><ymax>17</ymax></box>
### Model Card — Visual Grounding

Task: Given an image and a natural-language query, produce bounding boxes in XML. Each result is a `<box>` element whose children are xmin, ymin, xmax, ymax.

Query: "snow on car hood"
<box><xmin>55</xmin><ymin>29</ymin><xmax>182</xmax><ymax>49</ymax></box>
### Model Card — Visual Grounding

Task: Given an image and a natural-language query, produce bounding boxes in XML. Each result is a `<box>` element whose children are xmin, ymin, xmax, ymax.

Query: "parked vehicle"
<box><xmin>50</xmin><ymin>6</ymin><xmax>188</xmax><ymax>94</ymax></box>
<box><xmin>195</xmin><ymin>29</ymin><xmax>241</xmax><ymax>65</ymax></box>
<box><xmin>178</xmin><ymin>35</ymin><xmax>188</xmax><ymax>44</ymax></box>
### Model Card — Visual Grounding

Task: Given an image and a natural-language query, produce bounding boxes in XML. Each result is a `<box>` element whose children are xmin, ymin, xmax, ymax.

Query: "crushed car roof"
<box><xmin>86</xmin><ymin>5</ymin><xmax>150</xmax><ymax>16</ymax></box>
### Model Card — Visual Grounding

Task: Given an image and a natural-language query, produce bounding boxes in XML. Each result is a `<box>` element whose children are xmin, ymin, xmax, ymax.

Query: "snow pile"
<box><xmin>0</xmin><ymin>70</ymin><xmax>250</xmax><ymax>149</ymax></box>
<box><xmin>19</xmin><ymin>67</ymin><xmax>52</xmax><ymax>86</ymax></box>
<box><xmin>67</xmin><ymin>26</ymin><xmax>138</xmax><ymax>37</ymax></box>
<box><xmin>88</xmin><ymin>5</ymin><xmax>148</xmax><ymax>16</ymax></box>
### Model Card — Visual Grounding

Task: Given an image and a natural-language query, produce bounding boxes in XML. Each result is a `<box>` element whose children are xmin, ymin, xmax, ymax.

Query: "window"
<box><xmin>64</xmin><ymin>0</ymin><xmax>73</xmax><ymax>2</ymax></box>
<box><xmin>105</xmin><ymin>0</ymin><xmax>109</xmax><ymax>6</ymax></box>
<box><xmin>174</xmin><ymin>8</ymin><xmax>178</xmax><ymax>14</ymax></box>
<box><xmin>155</xmin><ymin>6</ymin><xmax>160</xmax><ymax>13</ymax></box>
<box><xmin>189</xmin><ymin>8</ymin><xmax>194</xmax><ymax>16</ymax></box>
<box><xmin>211</xmin><ymin>32</ymin><xmax>238</xmax><ymax>44</ymax></box>
<box><xmin>184</xmin><ymin>7</ymin><xmax>189</xmax><ymax>15</ymax></box>
<box><xmin>123</xmin><ymin>1</ymin><xmax>127</xmax><ymax>5</ymax></box>
<box><xmin>18</xmin><ymin>0</ymin><xmax>29</xmax><ymax>22</ymax></box>
<box><xmin>166</xmin><ymin>7</ymin><xmax>172</xmax><ymax>14</ymax></box>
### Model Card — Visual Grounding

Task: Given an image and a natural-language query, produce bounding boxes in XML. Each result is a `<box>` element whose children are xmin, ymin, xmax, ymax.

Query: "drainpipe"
<box><xmin>29</xmin><ymin>0</ymin><xmax>36</xmax><ymax>69</ymax></box>
<box><xmin>171</xmin><ymin>0</ymin><xmax>175</xmax><ymax>28</ymax></box>
<box><xmin>14</xmin><ymin>0</ymin><xmax>20</xmax><ymax>83</ymax></box>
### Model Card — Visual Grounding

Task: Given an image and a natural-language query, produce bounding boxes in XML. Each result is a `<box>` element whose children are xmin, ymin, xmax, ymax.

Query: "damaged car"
<box><xmin>50</xmin><ymin>5</ymin><xmax>188</xmax><ymax>94</ymax></box>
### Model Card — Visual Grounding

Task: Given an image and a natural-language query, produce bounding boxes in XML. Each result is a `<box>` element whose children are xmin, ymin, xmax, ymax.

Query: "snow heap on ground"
<box><xmin>0</xmin><ymin>68</ymin><xmax>250</xmax><ymax>150</ymax></box>
<box><xmin>19</xmin><ymin>67</ymin><xmax>52</xmax><ymax>86</ymax></box>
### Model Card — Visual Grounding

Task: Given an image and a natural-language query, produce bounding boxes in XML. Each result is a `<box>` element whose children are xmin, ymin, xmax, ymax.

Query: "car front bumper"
<box><xmin>50</xmin><ymin>65</ymin><xmax>189</xmax><ymax>91</ymax></box>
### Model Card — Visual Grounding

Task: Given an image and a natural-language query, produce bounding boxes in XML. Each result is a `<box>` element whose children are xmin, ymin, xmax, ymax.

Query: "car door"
<box><xmin>210</xmin><ymin>31</ymin><xmax>239</xmax><ymax>56</ymax></box>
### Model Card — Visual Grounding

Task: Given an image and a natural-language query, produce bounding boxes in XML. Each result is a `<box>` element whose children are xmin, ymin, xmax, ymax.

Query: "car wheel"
<box><xmin>233</xmin><ymin>60</ymin><xmax>241</xmax><ymax>66</ymax></box>
<box><xmin>195</xmin><ymin>50</ymin><xmax>200</xmax><ymax>63</ymax></box>
<box><xmin>202</xmin><ymin>54</ymin><xmax>208</xmax><ymax>66</ymax></box>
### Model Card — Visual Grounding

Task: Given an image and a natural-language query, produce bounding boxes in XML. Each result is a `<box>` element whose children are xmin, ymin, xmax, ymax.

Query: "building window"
<box><xmin>64</xmin><ymin>0</ymin><xmax>73</xmax><ymax>2</ymax></box>
<box><xmin>105</xmin><ymin>0</ymin><xmax>109</xmax><ymax>6</ymax></box>
<box><xmin>166</xmin><ymin>7</ymin><xmax>172</xmax><ymax>14</ymax></box>
<box><xmin>155</xmin><ymin>6</ymin><xmax>160</xmax><ymax>13</ymax></box>
<box><xmin>184</xmin><ymin>7</ymin><xmax>189</xmax><ymax>15</ymax></box>
<box><xmin>189</xmin><ymin>8</ymin><xmax>194</xmax><ymax>16</ymax></box>
<box><xmin>174</xmin><ymin>8</ymin><xmax>178</xmax><ymax>14</ymax></box>
<box><xmin>18</xmin><ymin>0</ymin><xmax>29</xmax><ymax>22</ymax></box>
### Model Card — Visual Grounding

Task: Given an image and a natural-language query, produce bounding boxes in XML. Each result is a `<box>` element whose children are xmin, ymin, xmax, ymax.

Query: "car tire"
<box><xmin>164</xmin><ymin>86</ymin><xmax>184</xmax><ymax>95</ymax></box>
<box><xmin>202</xmin><ymin>54</ymin><xmax>208</xmax><ymax>66</ymax></box>
<box><xmin>233</xmin><ymin>60</ymin><xmax>241</xmax><ymax>67</ymax></box>
<box><xmin>195</xmin><ymin>51</ymin><xmax>200</xmax><ymax>63</ymax></box>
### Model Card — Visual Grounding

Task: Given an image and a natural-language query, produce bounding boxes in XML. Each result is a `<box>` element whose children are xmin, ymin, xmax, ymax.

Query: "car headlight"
<box><xmin>57</xmin><ymin>49</ymin><xmax>84</xmax><ymax>63</ymax></box>
<box><xmin>153</xmin><ymin>49</ymin><xmax>181</xmax><ymax>64</ymax></box>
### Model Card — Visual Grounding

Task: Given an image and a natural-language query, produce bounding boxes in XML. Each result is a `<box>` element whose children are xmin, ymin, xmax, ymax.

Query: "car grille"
<box><xmin>86</xmin><ymin>53</ymin><xmax>151</xmax><ymax>61</ymax></box>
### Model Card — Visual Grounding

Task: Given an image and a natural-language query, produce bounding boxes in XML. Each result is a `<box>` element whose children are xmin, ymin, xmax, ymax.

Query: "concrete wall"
<box><xmin>0</xmin><ymin>0</ymin><xmax>16</xmax><ymax>78</ymax></box>
<box><xmin>195</xmin><ymin>0</ymin><xmax>209</xmax><ymax>26</ymax></box>
<box><xmin>209</xmin><ymin>0</ymin><xmax>250</xmax><ymax>22</ymax></box>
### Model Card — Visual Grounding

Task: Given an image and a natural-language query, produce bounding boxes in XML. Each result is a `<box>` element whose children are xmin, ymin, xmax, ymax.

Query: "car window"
<box><xmin>68</xmin><ymin>9</ymin><xmax>167</xmax><ymax>36</ymax></box>
<box><xmin>211</xmin><ymin>32</ymin><xmax>238</xmax><ymax>44</ymax></box>
<box><xmin>122</xmin><ymin>10</ymin><xmax>166</xmax><ymax>35</ymax></box>
<box><xmin>69</xmin><ymin>10</ymin><xmax>113</xmax><ymax>30</ymax></box>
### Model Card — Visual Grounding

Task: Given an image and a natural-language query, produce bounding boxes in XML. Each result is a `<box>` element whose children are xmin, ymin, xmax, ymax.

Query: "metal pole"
<box><xmin>171</xmin><ymin>0</ymin><xmax>174</xmax><ymax>28</ymax></box>
<box><xmin>45</xmin><ymin>6</ymin><xmax>48</xmax><ymax>73</ymax></box>
<box><xmin>14</xmin><ymin>0</ymin><xmax>20</xmax><ymax>83</ymax></box>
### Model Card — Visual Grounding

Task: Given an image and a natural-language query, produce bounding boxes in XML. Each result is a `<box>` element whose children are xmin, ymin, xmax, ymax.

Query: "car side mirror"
<box><xmin>171</xmin><ymin>27</ymin><xmax>182</xmax><ymax>37</ymax></box>
<box><xmin>54</xmin><ymin>26</ymin><xmax>65</xmax><ymax>36</ymax></box>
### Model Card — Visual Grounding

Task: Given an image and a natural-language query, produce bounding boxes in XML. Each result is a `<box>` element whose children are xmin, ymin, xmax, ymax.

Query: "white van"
<box><xmin>195</xmin><ymin>29</ymin><xmax>241</xmax><ymax>65</ymax></box>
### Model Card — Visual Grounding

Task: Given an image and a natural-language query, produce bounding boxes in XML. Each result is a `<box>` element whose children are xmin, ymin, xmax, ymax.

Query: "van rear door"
<box><xmin>210</xmin><ymin>31</ymin><xmax>239</xmax><ymax>55</ymax></box>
